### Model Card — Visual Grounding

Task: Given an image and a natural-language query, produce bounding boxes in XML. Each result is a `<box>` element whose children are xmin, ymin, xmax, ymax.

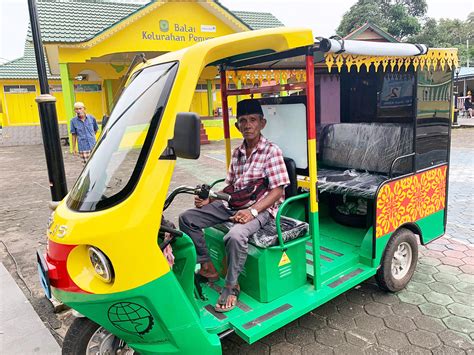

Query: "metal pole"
<box><xmin>28</xmin><ymin>0</ymin><xmax>68</xmax><ymax>201</ymax></box>
<box><xmin>453</xmin><ymin>70</ymin><xmax>460</xmax><ymax>127</ymax></box>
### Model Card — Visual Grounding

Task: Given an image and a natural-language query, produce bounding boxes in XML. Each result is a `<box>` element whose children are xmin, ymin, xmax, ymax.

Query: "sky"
<box><xmin>0</xmin><ymin>0</ymin><xmax>472</xmax><ymax>63</ymax></box>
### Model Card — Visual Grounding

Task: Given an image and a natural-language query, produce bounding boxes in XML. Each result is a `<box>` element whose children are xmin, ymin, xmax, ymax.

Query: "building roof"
<box><xmin>229</xmin><ymin>11</ymin><xmax>284</xmax><ymax>30</ymax></box>
<box><xmin>458</xmin><ymin>67</ymin><xmax>474</xmax><ymax>79</ymax></box>
<box><xmin>26</xmin><ymin>0</ymin><xmax>146</xmax><ymax>43</ymax></box>
<box><xmin>0</xmin><ymin>42</ymin><xmax>59</xmax><ymax>80</ymax></box>
<box><xmin>2</xmin><ymin>0</ymin><xmax>284</xmax><ymax>80</ymax></box>
<box><xmin>344</xmin><ymin>22</ymin><xmax>399</xmax><ymax>43</ymax></box>
<box><xmin>26</xmin><ymin>0</ymin><xmax>283</xmax><ymax>43</ymax></box>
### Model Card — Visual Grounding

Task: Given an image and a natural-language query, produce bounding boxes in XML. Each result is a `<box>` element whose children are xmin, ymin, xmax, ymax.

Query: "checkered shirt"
<box><xmin>225</xmin><ymin>135</ymin><xmax>289</xmax><ymax>217</ymax></box>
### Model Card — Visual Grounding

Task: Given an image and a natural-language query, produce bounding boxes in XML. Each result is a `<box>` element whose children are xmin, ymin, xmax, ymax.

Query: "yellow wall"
<box><xmin>58</xmin><ymin>2</ymin><xmax>239</xmax><ymax>64</ymax></box>
<box><xmin>0</xmin><ymin>79</ymin><xmax>104</xmax><ymax>126</ymax></box>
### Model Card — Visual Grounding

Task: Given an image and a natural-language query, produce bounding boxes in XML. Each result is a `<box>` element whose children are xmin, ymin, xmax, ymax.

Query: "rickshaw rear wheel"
<box><xmin>375</xmin><ymin>228</ymin><xmax>418</xmax><ymax>292</ymax></box>
<box><xmin>62</xmin><ymin>317</ymin><xmax>134</xmax><ymax>354</ymax></box>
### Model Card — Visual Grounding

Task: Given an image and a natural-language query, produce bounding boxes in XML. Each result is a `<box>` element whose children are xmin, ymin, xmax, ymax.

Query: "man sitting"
<box><xmin>179</xmin><ymin>99</ymin><xmax>289</xmax><ymax>312</ymax></box>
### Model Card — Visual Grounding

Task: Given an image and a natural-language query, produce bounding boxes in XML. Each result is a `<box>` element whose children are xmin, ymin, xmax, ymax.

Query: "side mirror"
<box><xmin>169</xmin><ymin>112</ymin><xmax>201</xmax><ymax>159</ymax></box>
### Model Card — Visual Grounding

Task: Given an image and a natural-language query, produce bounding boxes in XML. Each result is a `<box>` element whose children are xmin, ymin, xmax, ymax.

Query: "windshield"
<box><xmin>67</xmin><ymin>62</ymin><xmax>178</xmax><ymax>212</ymax></box>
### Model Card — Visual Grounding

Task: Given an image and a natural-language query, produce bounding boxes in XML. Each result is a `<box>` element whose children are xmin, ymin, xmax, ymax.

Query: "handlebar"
<box><xmin>158</xmin><ymin>225</ymin><xmax>183</xmax><ymax>251</ymax></box>
<box><xmin>163</xmin><ymin>184</ymin><xmax>231</xmax><ymax>211</ymax></box>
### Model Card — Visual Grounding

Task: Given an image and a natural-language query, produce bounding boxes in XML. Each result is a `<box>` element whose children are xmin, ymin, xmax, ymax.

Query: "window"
<box><xmin>415</xmin><ymin>69</ymin><xmax>452</xmax><ymax>170</ymax></box>
<box><xmin>67</xmin><ymin>62</ymin><xmax>178</xmax><ymax>212</ymax></box>
<box><xmin>74</xmin><ymin>84</ymin><xmax>102</xmax><ymax>92</ymax></box>
<box><xmin>4</xmin><ymin>85</ymin><xmax>36</xmax><ymax>93</ymax></box>
<box><xmin>195</xmin><ymin>83</ymin><xmax>207</xmax><ymax>91</ymax></box>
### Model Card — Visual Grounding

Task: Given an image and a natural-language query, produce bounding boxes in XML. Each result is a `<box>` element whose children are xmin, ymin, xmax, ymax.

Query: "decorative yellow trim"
<box><xmin>307</xmin><ymin>139</ymin><xmax>318</xmax><ymax>213</ymax></box>
<box><xmin>227</xmin><ymin>69</ymin><xmax>306</xmax><ymax>85</ymax></box>
<box><xmin>60</xmin><ymin>2</ymin><xmax>165</xmax><ymax>49</ymax></box>
<box><xmin>324</xmin><ymin>49</ymin><xmax>459</xmax><ymax>73</ymax></box>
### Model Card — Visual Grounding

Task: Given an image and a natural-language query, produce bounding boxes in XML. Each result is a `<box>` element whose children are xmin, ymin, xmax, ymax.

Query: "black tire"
<box><xmin>62</xmin><ymin>317</ymin><xmax>132</xmax><ymax>354</ymax></box>
<box><xmin>375</xmin><ymin>228</ymin><xmax>418</xmax><ymax>292</ymax></box>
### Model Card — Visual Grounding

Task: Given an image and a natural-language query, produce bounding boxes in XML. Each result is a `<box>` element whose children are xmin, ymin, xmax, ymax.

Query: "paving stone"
<box><xmin>437</xmin><ymin>265</ymin><xmax>463</xmax><ymax>275</ymax></box>
<box><xmin>269</xmin><ymin>342</ymin><xmax>302</xmax><ymax>355</ymax></box>
<box><xmin>438</xmin><ymin>330</ymin><xmax>474</xmax><ymax>350</ymax></box>
<box><xmin>443</xmin><ymin>315</ymin><xmax>474</xmax><ymax>334</ymax></box>
<box><xmin>298</xmin><ymin>312</ymin><xmax>327</xmax><ymax>331</ymax></box>
<box><xmin>432</xmin><ymin>345</ymin><xmax>466</xmax><ymax>355</ymax></box>
<box><xmin>313</xmin><ymin>301</ymin><xmax>338</xmax><ymax>318</ymax></box>
<box><xmin>327</xmin><ymin>312</ymin><xmax>356</xmax><ymax>331</ymax></box>
<box><xmin>417</xmin><ymin>264</ymin><xmax>440</xmax><ymax>275</ymax></box>
<box><xmin>413</xmin><ymin>315</ymin><xmax>447</xmax><ymax>333</ymax></box>
<box><xmin>428</xmin><ymin>282</ymin><xmax>458</xmax><ymax>295</ymax></box>
<box><xmin>462</xmin><ymin>257</ymin><xmax>474</xmax><ymax>265</ymax></box>
<box><xmin>454</xmin><ymin>282</ymin><xmax>474</xmax><ymax>293</ymax></box>
<box><xmin>335</xmin><ymin>301</ymin><xmax>366</xmax><ymax>317</ymax></box>
<box><xmin>443</xmin><ymin>250</ymin><xmax>468</xmax><ymax>258</ymax></box>
<box><xmin>371</xmin><ymin>291</ymin><xmax>400</xmax><ymax>306</ymax></box>
<box><xmin>460</xmin><ymin>264</ymin><xmax>474</xmax><ymax>274</ymax></box>
<box><xmin>397</xmin><ymin>290</ymin><xmax>427</xmax><ymax>305</ymax></box>
<box><xmin>354</xmin><ymin>314</ymin><xmax>384</xmax><ymax>333</ymax></box>
<box><xmin>446</xmin><ymin>243</ymin><xmax>468</xmax><ymax>252</ymax></box>
<box><xmin>238</xmin><ymin>341</ymin><xmax>270</xmax><ymax>355</ymax></box>
<box><xmin>440</xmin><ymin>257</ymin><xmax>466</xmax><ymax>267</ymax></box>
<box><xmin>451</xmin><ymin>292</ymin><xmax>474</xmax><ymax>307</ymax></box>
<box><xmin>333</xmin><ymin>343</ymin><xmax>364</xmax><ymax>355</ymax></box>
<box><xmin>315</xmin><ymin>328</ymin><xmax>345</xmax><ymax>347</ymax></box>
<box><xmin>364</xmin><ymin>344</ymin><xmax>397</xmax><ymax>355</ymax></box>
<box><xmin>424</xmin><ymin>291</ymin><xmax>454</xmax><ymax>306</ymax></box>
<box><xmin>407</xmin><ymin>329</ymin><xmax>442</xmax><ymax>349</ymax></box>
<box><xmin>302</xmin><ymin>342</ymin><xmax>334</xmax><ymax>355</ymax></box>
<box><xmin>419</xmin><ymin>303</ymin><xmax>451</xmax><ymax>318</ymax></box>
<box><xmin>398</xmin><ymin>345</ymin><xmax>431</xmax><ymax>354</ymax></box>
<box><xmin>411</xmin><ymin>272</ymin><xmax>436</xmax><ymax>284</ymax></box>
<box><xmin>457</xmin><ymin>273</ymin><xmax>474</xmax><ymax>284</ymax></box>
<box><xmin>384</xmin><ymin>315</ymin><xmax>417</xmax><ymax>333</ymax></box>
<box><xmin>447</xmin><ymin>303</ymin><xmax>474</xmax><ymax>319</ymax></box>
<box><xmin>391</xmin><ymin>303</ymin><xmax>422</xmax><ymax>318</ymax></box>
<box><xmin>419</xmin><ymin>256</ymin><xmax>442</xmax><ymax>266</ymax></box>
<box><xmin>432</xmin><ymin>272</ymin><xmax>460</xmax><ymax>284</ymax></box>
<box><xmin>427</xmin><ymin>243</ymin><xmax>448</xmax><ymax>251</ymax></box>
<box><xmin>259</xmin><ymin>327</ymin><xmax>287</xmax><ymax>346</ymax></box>
<box><xmin>285</xmin><ymin>326</ymin><xmax>315</xmax><ymax>346</ymax></box>
<box><xmin>344</xmin><ymin>289</ymin><xmax>372</xmax><ymax>305</ymax></box>
<box><xmin>375</xmin><ymin>328</ymin><xmax>410</xmax><ymax>350</ymax></box>
<box><xmin>344</xmin><ymin>329</ymin><xmax>376</xmax><ymax>347</ymax></box>
<box><xmin>405</xmin><ymin>281</ymin><xmax>431</xmax><ymax>294</ymax></box>
<box><xmin>364</xmin><ymin>302</ymin><xmax>393</xmax><ymax>318</ymax></box>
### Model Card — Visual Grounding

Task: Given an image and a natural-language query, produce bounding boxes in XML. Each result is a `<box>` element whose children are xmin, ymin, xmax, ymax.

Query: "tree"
<box><xmin>337</xmin><ymin>0</ymin><xmax>427</xmax><ymax>39</ymax></box>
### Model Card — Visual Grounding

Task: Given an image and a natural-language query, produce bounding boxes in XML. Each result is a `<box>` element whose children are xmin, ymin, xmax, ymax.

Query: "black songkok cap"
<box><xmin>237</xmin><ymin>99</ymin><xmax>263</xmax><ymax>118</ymax></box>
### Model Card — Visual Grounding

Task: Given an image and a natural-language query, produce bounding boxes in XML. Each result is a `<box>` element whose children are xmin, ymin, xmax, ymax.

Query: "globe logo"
<box><xmin>108</xmin><ymin>302</ymin><xmax>154</xmax><ymax>336</ymax></box>
<box><xmin>159</xmin><ymin>20</ymin><xmax>169</xmax><ymax>32</ymax></box>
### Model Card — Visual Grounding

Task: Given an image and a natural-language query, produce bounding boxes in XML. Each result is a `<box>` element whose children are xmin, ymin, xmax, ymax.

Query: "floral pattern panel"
<box><xmin>376</xmin><ymin>165</ymin><xmax>447</xmax><ymax>238</ymax></box>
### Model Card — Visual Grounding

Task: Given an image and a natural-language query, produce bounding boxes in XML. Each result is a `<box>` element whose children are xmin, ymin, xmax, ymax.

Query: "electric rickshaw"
<box><xmin>37</xmin><ymin>28</ymin><xmax>458</xmax><ymax>354</ymax></box>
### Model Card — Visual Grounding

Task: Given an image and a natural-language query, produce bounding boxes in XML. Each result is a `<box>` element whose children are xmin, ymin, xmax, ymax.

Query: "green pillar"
<box><xmin>236</xmin><ymin>79</ymin><xmax>242</xmax><ymax>104</ymax></box>
<box><xmin>59</xmin><ymin>63</ymin><xmax>75</xmax><ymax>152</ymax></box>
<box><xmin>206</xmin><ymin>80</ymin><xmax>213</xmax><ymax>117</ymax></box>
<box><xmin>280</xmin><ymin>76</ymin><xmax>288</xmax><ymax>97</ymax></box>
<box><xmin>104</xmin><ymin>79</ymin><xmax>114</xmax><ymax>114</ymax></box>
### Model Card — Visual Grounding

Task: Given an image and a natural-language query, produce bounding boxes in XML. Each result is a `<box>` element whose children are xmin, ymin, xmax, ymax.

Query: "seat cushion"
<box><xmin>214</xmin><ymin>216</ymin><xmax>309</xmax><ymax>248</ymax></box>
<box><xmin>317</xmin><ymin>168</ymin><xmax>387</xmax><ymax>198</ymax></box>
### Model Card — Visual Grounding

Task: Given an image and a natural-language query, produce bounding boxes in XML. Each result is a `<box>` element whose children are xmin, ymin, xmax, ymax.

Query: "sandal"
<box><xmin>215</xmin><ymin>286</ymin><xmax>240</xmax><ymax>313</ymax></box>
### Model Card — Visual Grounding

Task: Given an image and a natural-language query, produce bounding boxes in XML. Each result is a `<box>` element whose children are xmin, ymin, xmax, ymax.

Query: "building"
<box><xmin>0</xmin><ymin>0</ymin><xmax>284</xmax><ymax>145</ymax></box>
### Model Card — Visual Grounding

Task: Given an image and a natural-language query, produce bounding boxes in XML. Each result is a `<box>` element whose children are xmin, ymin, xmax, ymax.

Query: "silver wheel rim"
<box><xmin>391</xmin><ymin>241</ymin><xmax>413</xmax><ymax>280</ymax></box>
<box><xmin>86</xmin><ymin>327</ymin><xmax>133</xmax><ymax>355</ymax></box>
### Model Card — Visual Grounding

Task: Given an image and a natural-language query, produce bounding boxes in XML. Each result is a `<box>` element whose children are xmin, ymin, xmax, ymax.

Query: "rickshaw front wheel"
<box><xmin>375</xmin><ymin>228</ymin><xmax>418</xmax><ymax>292</ymax></box>
<box><xmin>62</xmin><ymin>317</ymin><xmax>134</xmax><ymax>355</ymax></box>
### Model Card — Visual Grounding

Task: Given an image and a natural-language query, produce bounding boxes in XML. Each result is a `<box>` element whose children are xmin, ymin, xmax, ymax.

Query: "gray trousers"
<box><xmin>179</xmin><ymin>200</ymin><xmax>270</xmax><ymax>285</ymax></box>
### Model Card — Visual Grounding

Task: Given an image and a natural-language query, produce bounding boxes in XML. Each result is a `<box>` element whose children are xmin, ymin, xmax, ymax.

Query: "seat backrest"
<box><xmin>320</xmin><ymin>123</ymin><xmax>413</xmax><ymax>174</ymax></box>
<box><xmin>284</xmin><ymin>157</ymin><xmax>297</xmax><ymax>198</ymax></box>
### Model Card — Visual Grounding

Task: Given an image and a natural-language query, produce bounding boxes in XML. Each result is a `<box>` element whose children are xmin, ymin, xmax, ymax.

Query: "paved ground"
<box><xmin>0</xmin><ymin>129</ymin><xmax>473</xmax><ymax>354</ymax></box>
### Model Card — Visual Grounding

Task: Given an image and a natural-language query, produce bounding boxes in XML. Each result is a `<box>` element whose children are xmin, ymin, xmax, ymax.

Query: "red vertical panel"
<box><xmin>305</xmin><ymin>54</ymin><xmax>316</xmax><ymax>140</ymax></box>
<box><xmin>220</xmin><ymin>69</ymin><xmax>230</xmax><ymax>139</ymax></box>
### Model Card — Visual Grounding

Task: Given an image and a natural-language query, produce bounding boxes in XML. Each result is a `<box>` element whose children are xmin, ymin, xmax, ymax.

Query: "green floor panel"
<box><xmin>231</xmin><ymin>264</ymin><xmax>376</xmax><ymax>343</ymax></box>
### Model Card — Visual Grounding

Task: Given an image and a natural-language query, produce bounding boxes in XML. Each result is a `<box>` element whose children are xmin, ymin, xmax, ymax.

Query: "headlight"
<box><xmin>88</xmin><ymin>246</ymin><xmax>114</xmax><ymax>283</ymax></box>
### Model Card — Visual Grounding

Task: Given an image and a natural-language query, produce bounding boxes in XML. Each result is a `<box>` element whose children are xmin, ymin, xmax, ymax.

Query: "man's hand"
<box><xmin>230</xmin><ymin>209</ymin><xmax>254</xmax><ymax>224</ymax></box>
<box><xmin>195</xmin><ymin>196</ymin><xmax>210</xmax><ymax>208</ymax></box>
